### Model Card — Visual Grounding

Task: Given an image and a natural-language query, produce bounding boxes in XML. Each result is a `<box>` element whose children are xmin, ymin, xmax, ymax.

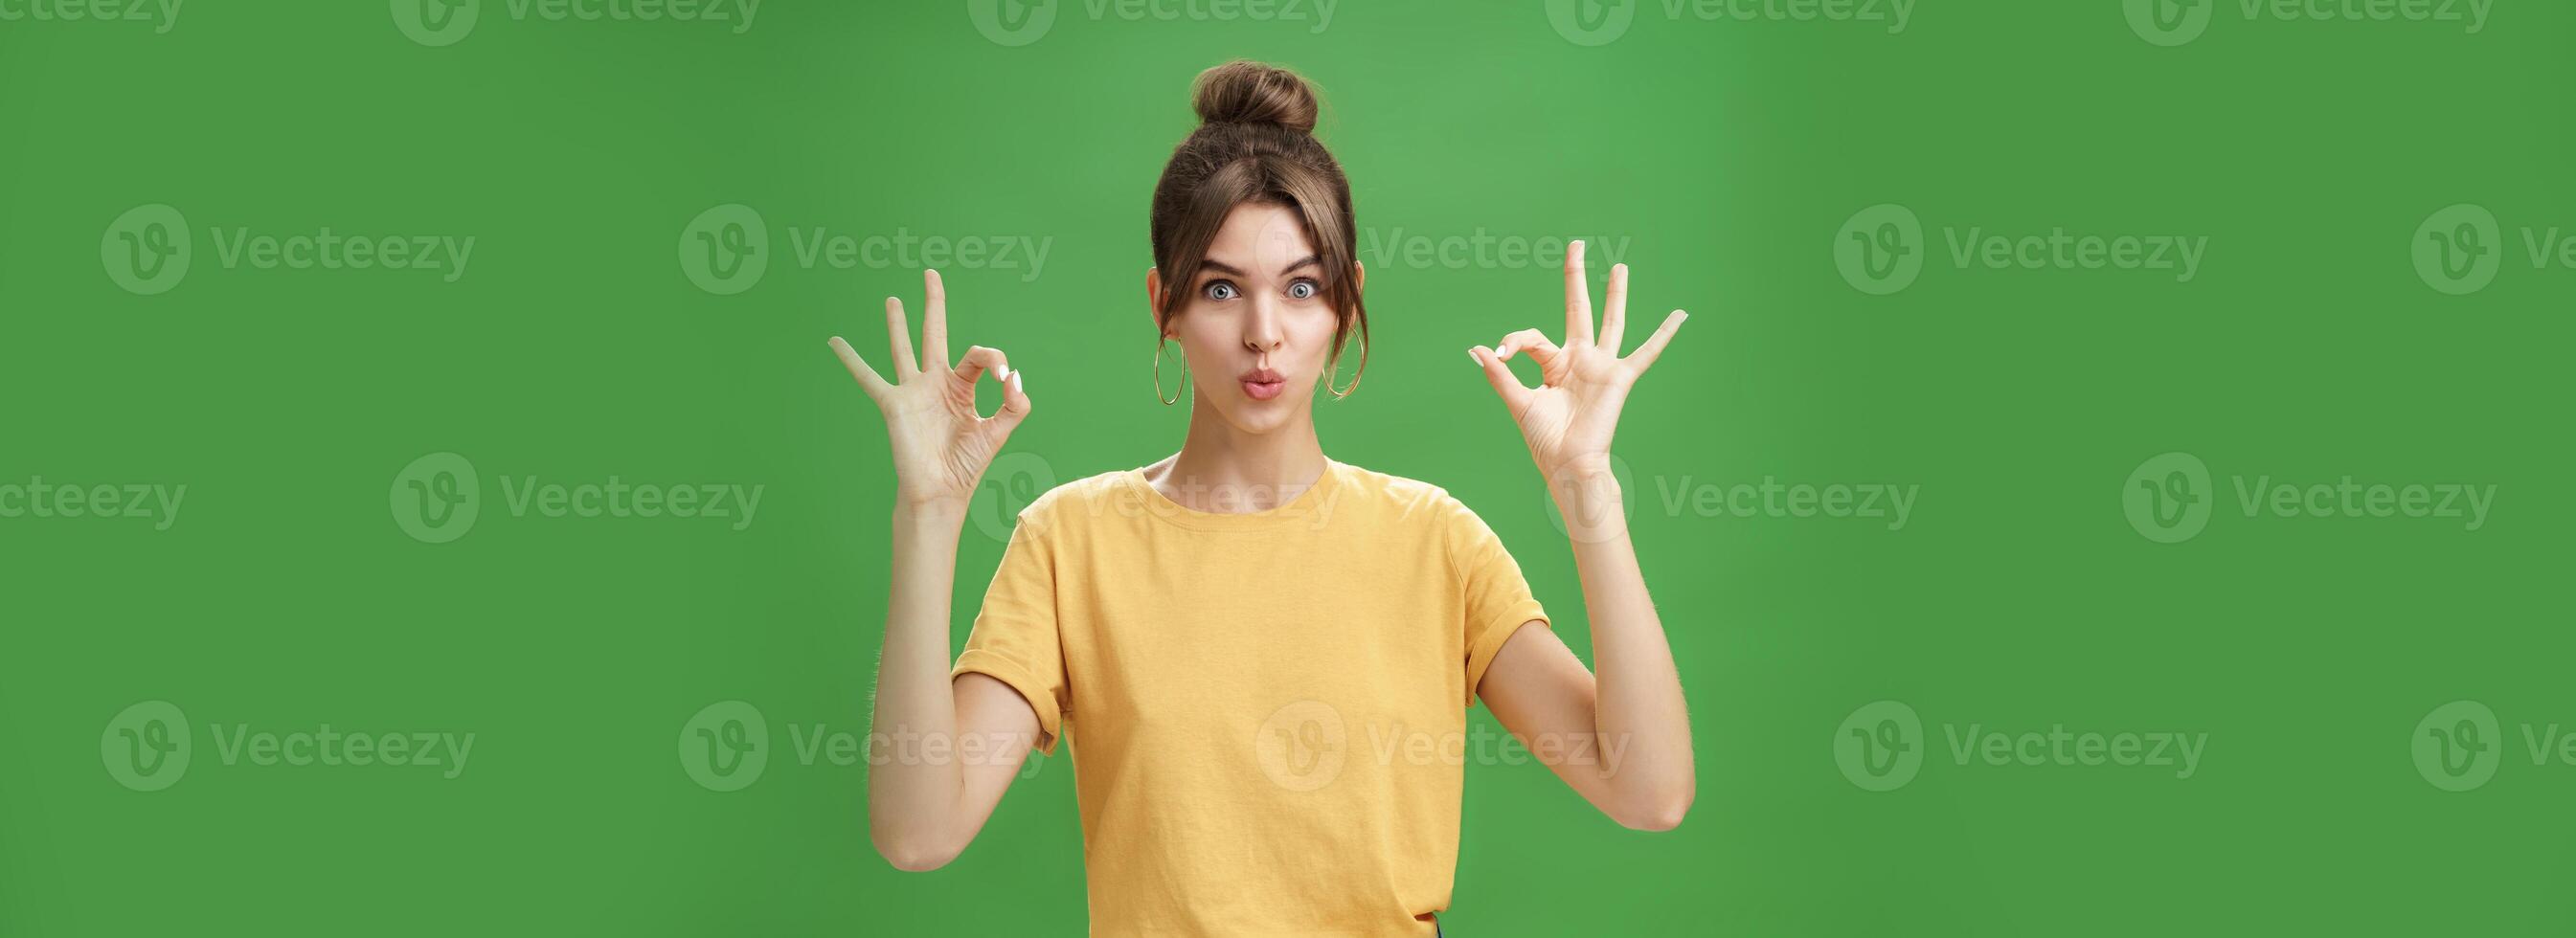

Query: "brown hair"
<box><xmin>1148</xmin><ymin>59</ymin><xmax>1368</xmax><ymax>398</ymax></box>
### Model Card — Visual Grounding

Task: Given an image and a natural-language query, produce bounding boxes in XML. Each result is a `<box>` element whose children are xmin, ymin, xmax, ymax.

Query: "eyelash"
<box><xmin>1201</xmin><ymin>278</ymin><xmax>1322</xmax><ymax>302</ymax></box>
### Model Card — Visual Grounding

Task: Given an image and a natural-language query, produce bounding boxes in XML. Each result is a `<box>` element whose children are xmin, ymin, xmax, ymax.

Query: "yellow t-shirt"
<box><xmin>952</xmin><ymin>458</ymin><xmax>1551</xmax><ymax>935</ymax></box>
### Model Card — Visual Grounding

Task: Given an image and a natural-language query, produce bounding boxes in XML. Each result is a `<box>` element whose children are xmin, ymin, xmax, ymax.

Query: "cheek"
<box><xmin>1296</xmin><ymin>312</ymin><xmax>1342</xmax><ymax>359</ymax></box>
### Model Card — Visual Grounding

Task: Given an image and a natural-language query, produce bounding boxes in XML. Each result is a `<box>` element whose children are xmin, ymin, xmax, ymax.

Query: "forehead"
<box><xmin>1205</xmin><ymin>203</ymin><xmax>1315</xmax><ymax>269</ymax></box>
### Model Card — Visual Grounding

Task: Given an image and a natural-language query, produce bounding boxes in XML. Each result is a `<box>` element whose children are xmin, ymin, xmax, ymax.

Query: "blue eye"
<box><xmin>1203</xmin><ymin>280</ymin><xmax>1239</xmax><ymax>301</ymax></box>
<box><xmin>1287</xmin><ymin>279</ymin><xmax>1319</xmax><ymax>301</ymax></box>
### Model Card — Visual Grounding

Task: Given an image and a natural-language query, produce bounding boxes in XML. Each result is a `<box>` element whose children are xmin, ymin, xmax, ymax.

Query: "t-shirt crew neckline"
<box><xmin>1123</xmin><ymin>458</ymin><xmax>1345</xmax><ymax>532</ymax></box>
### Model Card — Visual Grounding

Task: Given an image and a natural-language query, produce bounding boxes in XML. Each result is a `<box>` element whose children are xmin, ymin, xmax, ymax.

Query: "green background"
<box><xmin>4</xmin><ymin>0</ymin><xmax>2570</xmax><ymax>934</ymax></box>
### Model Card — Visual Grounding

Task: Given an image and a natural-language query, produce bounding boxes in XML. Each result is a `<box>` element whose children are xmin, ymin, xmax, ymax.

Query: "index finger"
<box><xmin>1563</xmin><ymin>239</ymin><xmax>1594</xmax><ymax>346</ymax></box>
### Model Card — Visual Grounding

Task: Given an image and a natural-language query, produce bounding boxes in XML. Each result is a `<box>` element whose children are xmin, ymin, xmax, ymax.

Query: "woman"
<box><xmin>826</xmin><ymin>60</ymin><xmax>1693</xmax><ymax>936</ymax></box>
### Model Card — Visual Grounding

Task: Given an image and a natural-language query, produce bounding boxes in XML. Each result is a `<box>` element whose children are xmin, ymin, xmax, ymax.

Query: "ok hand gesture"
<box><xmin>827</xmin><ymin>269</ymin><xmax>1031</xmax><ymax>511</ymax></box>
<box><xmin>1469</xmin><ymin>239</ymin><xmax>1687</xmax><ymax>486</ymax></box>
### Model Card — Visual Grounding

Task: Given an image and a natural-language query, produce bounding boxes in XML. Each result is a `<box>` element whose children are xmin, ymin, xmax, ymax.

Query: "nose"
<box><xmin>1242</xmin><ymin>294</ymin><xmax>1284</xmax><ymax>359</ymax></box>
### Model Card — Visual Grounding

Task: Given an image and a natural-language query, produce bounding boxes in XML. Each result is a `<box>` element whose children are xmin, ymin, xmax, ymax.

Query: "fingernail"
<box><xmin>997</xmin><ymin>366</ymin><xmax>1010</xmax><ymax>381</ymax></box>
<box><xmin>1466</xmin><ymin>347</ymin><xmax>1480</xmax><ymax>365</ymax></box>
<box><xmin>1011</xmin><ymin>371</ymin><xmax>1025</xmax><ymax>393</ymax></box>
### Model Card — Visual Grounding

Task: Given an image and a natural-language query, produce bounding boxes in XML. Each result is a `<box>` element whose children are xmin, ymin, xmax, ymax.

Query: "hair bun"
<box><xmin>1191</xmin><ymin>59</ymin><xmax>1319</xmax><ymax>134</ymax></box>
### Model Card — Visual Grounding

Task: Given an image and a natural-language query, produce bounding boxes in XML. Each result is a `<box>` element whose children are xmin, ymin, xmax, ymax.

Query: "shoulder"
<box><xmin>1328</xmin><ymin>460</ymin><xmax>1488</xmax><ymax>535</ymax></box>
<box><xmin>1006</xmin><ymin>468</ymin><xmax>1138</xmax><ymax>540</ymax></box>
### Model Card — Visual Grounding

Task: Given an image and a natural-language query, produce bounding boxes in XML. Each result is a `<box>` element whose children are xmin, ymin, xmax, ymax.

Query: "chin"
<box><xmin>1208</xmin><ymin>393</ymin><xmax>1305</xmax><ymax>434</ymax></box>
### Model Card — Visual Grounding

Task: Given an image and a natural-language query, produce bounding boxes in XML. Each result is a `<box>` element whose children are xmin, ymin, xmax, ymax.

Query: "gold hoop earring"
<box><xmin>1324</xmin><ymin>334</ymin><xmax>1367</xmax><ymax>399</ymax></box>
<box><xmin>1154</xmin><ymin>339</ymin><xmax>1189</xmax><ymax>406</ymax></box>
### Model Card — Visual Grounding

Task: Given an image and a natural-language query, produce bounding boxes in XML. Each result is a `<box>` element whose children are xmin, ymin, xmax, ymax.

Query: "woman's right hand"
<box><xmin>828</xmin><ymin>269</ymin><xmax>1031</xmax><ymax>512</ymax></box>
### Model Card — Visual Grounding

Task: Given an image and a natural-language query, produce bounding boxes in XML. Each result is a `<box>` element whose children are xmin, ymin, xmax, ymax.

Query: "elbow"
<box><xmin>872</xmin><ymin>827</ymin><xmax>963</xmax><ymax>873</ymax></box>
<box><xmin>1613</xmin><ymin>788</ymin><xmax>1694</xmax><ymax>833</ymax></box>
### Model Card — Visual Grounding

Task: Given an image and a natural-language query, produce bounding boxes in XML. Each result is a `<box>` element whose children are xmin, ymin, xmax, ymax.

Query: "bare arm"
<box><xmin>828</xmin><ymin>269</ymin><xmax>1045</xmax><ymax>871</ymax></box>
<box><xmin>870</xmin><ymin>503</ymin><xmax>1043</xmax><ymax>870</ymax></box>
<box><xmin>1476</xmin><ymin>475</ymin><xmax>1693</xmax><ymax>830</ymax></box>
<box><xmin>1467</xmin><ymin>240</ymin><xmax>1695</xmax><ymax>831</ymax></box>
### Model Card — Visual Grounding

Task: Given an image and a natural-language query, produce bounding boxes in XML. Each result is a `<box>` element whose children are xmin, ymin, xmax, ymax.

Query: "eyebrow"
<box><xmin>1198</xmin><ymin>255</ymin><xmax>1321</xmax><ymax>279</ymax></box>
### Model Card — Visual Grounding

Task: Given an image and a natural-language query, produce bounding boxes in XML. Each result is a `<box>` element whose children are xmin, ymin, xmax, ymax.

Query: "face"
<box><xmin>1148</xmin><ymin>202</ymin><xmax>1361</xmax><ymax>434</ymax></box>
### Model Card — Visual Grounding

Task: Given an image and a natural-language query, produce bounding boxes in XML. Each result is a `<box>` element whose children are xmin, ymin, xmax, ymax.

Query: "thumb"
<box><xmin>1469</xmin><ymin>346</ymin><xmax>1529</xmax><ymax>414</ymax></box>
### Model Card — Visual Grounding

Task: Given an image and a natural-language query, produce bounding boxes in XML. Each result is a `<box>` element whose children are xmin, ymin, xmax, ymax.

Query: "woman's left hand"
<box><xmin>1470</xmin><ymin>238</ymin><xmax>1688</xmax><ymax>490</ymax></box>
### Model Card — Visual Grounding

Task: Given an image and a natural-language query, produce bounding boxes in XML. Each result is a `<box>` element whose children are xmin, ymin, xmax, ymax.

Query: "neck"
<box><xmin>1152</xmin><ymin>394</ymin><xmax>1328</xmax><ymax>512</ymax></box>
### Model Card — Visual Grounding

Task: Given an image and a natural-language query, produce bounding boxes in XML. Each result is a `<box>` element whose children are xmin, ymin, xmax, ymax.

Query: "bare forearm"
<box><xmin>1556</xmin><ymin>466</ymin><xmax>1695</xmax><ymax>819</ymax></box>
<box><xmin>869</xmin><ymin>502</ymin><xmax>968</xmax><ymax>855</ymax></box>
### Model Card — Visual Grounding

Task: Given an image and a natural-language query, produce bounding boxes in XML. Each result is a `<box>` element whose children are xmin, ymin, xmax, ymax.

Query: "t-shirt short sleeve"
<box><xmin>951</xmin><ymin>511</ymin><xmax>1071</xmax><ymax>754</ymax></box>
<box><xmin>1445</xmin><ymin>495</ymin><xmax>1551</xmax><ymax>708</ymax></box>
